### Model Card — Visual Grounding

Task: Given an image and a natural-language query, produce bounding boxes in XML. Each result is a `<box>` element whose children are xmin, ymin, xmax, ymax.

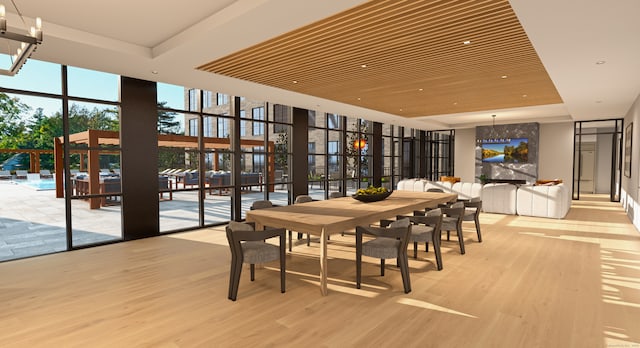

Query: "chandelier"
<box><xmin>478</xmin><ymin>114</ymin><xmax>510</xmax><ymax>144</ymax></box>
<box><xmin>0</xmin><ymin>1</ymin><xmax>43</xmax><ymax>76</ymax></box>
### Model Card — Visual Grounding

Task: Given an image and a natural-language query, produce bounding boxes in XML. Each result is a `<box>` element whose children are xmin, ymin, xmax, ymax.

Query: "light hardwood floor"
<box><xmin>1</xmin><ymin>196</ymin><xmax>639</xmax><ymax>347</ymax></box>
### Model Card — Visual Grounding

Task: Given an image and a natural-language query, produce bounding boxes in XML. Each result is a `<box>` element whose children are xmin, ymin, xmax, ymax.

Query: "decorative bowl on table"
<box><xmin>352</xmin><ymin>187</ymin><xmax>392</xmax><ymax>202</ymax></box>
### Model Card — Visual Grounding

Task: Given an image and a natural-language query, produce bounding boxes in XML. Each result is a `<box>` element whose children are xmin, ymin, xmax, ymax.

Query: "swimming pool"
<box><xmin>17</xmin><ymin>179</ymin><xmax>56</xmax><ymax>191</ymax></box>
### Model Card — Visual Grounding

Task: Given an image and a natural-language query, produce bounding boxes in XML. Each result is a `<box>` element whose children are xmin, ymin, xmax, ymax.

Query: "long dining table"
<box><xmin>245</xmin><ymin>190</ymin><xmax>458</xmax><ymax>295</ymax></box>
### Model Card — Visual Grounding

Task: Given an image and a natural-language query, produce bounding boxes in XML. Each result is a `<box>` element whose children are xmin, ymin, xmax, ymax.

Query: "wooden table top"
<box><xmin>246</xmin><ymin>190</ymin><xmax>457</xmax><ymax>235</ymax></box>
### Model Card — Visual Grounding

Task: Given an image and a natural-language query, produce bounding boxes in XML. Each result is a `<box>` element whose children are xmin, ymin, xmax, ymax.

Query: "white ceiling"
<box><xmin>3</xmin><ymin>0</ymin><xmax>640</xmax><ymax>130</ymax></box>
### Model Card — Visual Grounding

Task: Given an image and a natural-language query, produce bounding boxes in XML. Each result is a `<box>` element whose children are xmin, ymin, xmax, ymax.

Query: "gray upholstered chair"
<box><xmin>441</xmin><ymin>201</ymin><xmax>465</xmax><ymax>254</ymax></box>
<box><xmin>356</xmin><ymin>218</ymin><xmax>412</xmax><ymax>293</ymax></box>
<box><xmin>225</xmin><ymin>221</ymin><xmax>286</xmax><ymax>301</ymax></box>
<box><xmin>405</xmin><ymin>208</ymin><xmax>443</xmax><ymax>270</ymax></box>
<box><xmin>463</xmin><ymin>197</ymin><xmax>483</xmax><ymax>242</ymax></box>
<box><xmin>329</xmin><ymin>191</ymin><xmax>342</xmax><ymax>199</ymax></box>
<box><xmin>251</xmin><ymin>200</ymin><xmax>274</xmax><ymax>210</ymax></box>
<box><xmin>289</xmin><ymin>195</ymin><xmax>313</xmax><ymax>251</ymax></box>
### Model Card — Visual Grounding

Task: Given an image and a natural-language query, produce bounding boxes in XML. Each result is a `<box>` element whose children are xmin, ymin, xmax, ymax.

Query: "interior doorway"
<box><xmin>573</xmin><ymin>119</ymin><xmax>623</xmax><ymax>202</ymax></box>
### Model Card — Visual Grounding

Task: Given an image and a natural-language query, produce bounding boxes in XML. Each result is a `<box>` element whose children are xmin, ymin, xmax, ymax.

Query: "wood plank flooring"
<box><xmin>1</xmin><ymin>196</ymin><xmax>639</xmax><ymax>347</ymax></box>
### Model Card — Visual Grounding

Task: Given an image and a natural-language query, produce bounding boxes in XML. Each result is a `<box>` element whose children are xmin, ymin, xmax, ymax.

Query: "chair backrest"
<box><xmin>389</xmin><ymin>218</ymin><xmax>411</xmax><ymax>228</ymax></box>
<box><xmin>295</xmin><ymin>195</ymin><xmax>313</xmax><ymax>204</ymax></box>
<box><xmin>329</xmin><ymin>192</ymin><xmax>342</xmax><ymax>199</ymax></box>
<box><xmin>251</xmin><ymin>200</ymin><xmax>273</xmax><ymax>210</ymax></box>
<box><xmin>426</xmin><ymin>208</ymin><xmax>442</xmax><ymax>217</ymax></box>
<box><xmin>451</xmin><ymin>201</ymin><xmax>465</xmax><ymax>209</ymax></box>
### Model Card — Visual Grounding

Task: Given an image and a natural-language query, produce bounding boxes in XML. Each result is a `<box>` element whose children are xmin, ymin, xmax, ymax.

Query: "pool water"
<box><xmin>17</xmin><ymin>179</ymin><xmax>56</xmax><ymax>191</ymax></box>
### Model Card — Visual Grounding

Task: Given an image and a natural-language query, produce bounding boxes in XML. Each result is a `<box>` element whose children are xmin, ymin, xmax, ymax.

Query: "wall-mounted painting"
<box><xmin>624</xmin><ymin>123</ymin><xmax>633</xmax><ymax>178</ymax></box>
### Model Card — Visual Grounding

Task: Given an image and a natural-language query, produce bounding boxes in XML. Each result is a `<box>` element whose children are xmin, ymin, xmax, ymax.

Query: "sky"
<box><xmin>0</xmin><ymin>54</ymin><xmax>185</xmax><ymax>116</ymax></box>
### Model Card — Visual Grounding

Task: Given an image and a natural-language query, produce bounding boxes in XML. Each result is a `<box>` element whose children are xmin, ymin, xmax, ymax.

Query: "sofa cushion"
<box><xmin>481</xmin><ymin>183</ymin><xmax>517</xmax><ymax>214</ymax></box>
<box><xmin>451</xmin><ymin>182</ymin><xmax>483</xmax><ymax>200</ymax></box>
<box><xmin>516</xmin><ymin>183</ymin><xmax>570</xmax><ymax>218</ymax></box>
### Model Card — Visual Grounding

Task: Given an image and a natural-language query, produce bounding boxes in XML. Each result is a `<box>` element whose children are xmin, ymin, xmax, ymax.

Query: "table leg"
<box><xmin>320</xmin><ymin>227</ymin><xmax>328</xmax><ymax>296</ymax></box>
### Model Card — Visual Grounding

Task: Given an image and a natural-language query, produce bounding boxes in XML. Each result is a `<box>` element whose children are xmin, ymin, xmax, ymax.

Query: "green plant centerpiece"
<box><xmin>352</xmin><ymin>185</ymin><xmax>392</xmax><ymax>202</ymax></box>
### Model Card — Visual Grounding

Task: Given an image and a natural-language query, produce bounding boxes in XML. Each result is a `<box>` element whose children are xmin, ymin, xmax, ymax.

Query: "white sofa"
<box><xmin>396</xmin><ymin>179</ymin><xmax>570</xmax><ymax>218</ymax></box>
<box><xmin>481</xmin><ymin>183</ymin><xmax>518</xmax><ymax>215</ymax></box>
<box><xmin>451</xmin><ymin>182</ymin><xmax>483</xmax><ymax>200</ymax></box>
<box><xmin>516</xmin><ymin>183</ymin><xmax>571</xmax><ymax>219</ymax></box>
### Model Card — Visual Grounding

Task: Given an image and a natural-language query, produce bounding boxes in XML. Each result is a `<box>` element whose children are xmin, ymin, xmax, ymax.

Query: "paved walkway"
<box><xmin>0</xmin><ymin>180</ymin><xmax>315</xmax><ymax>262</ymax></box>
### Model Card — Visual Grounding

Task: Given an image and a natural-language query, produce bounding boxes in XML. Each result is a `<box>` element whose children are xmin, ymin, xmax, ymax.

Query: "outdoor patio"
<box><xmin>0</xmin><ymin>179</ymin><xmax>340</xmax><ymax>262</ymax></box>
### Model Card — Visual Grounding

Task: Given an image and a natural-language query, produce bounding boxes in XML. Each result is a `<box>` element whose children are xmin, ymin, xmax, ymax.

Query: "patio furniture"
<box><xmin>225</xmin><ymin>221</ymin><xmax>286</xmax><ymax>301</ymax></box>
<box><xmin>40</xmin><ymin>169</ymin><xmax>53</xmax><ymax>179</ymax></box>
<box><xmin>15</xmin><ymin>170</ymin><xmax>28</xmax><ymax>179</ymax></box>
<box><xmin>0</xmin><ymin>170</ymin><xmax>11</xmax><ymax>180</ymax></box>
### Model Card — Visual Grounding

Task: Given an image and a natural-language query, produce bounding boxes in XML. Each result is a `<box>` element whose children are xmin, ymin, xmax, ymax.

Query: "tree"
<box><xmin>0</xmin><ymin>93</ymin><xmax>30</xmax><ymax>160</ymax></box>
<box><xmin>157</xmin><ymin>101</ymin><xmax>182</xmax><ymax>135</ymax></box>
<box><xmin>274</xmin><ymin>132</ymin><xmax>288</xmax><ymax>171</ymax></box>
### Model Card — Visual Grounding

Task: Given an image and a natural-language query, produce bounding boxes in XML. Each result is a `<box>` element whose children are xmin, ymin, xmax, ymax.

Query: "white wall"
<box><xmin>622</xmin><ymin>93</ymin><xmax>640</xmax><ymax>232</ymax></box>
<box><xmin>454</xmin><ymin>127</ymin><xmax>476</xmax><ymax>182</ymax></box>
<box><xmin>596</xmin><ymin>130</ymin><xmax>614</xmax><ymax>194</ymax></box>
<box><xmin>538</xmin><ymin>122</ymin><xmax>574</xmax><ymax>190</ymax></box>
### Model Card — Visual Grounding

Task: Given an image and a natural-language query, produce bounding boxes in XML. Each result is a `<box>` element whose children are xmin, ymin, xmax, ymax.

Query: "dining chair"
<box><xmin>356</xmin><ymin>218</ymin><xmax>412</xmax><ymax>293</ymax></box>
<box><xmin>225</xmin><ymin>221</ymin><xmax>286</xmax><ymax>301</ymax></box>
<box><xmin>289</xmin><ymin>195</ymin><xmax>313</xmax><ymax>251</ymax></box>
<box><xmin>441</xmin><ymin>201</ymin><xmax>466</xmax><ymax>254</ymax></box>
<box><xmin>329</xmin><ymin>191</ymin><xmax>343</xmax><ymax>199</ymax></box>
<box><xmin>404</xmin><ymin>208</ymin><xmax>443</xmax><ymax>270</ymax></box>
<box><xmin>251</xmin><ymin>199</ymin><xmax>273</xmax><ymax>210</ymax></box>
<box><xmin>463</xmin><ymin>197</ymin><xmax>483</xmax><ymax>242</ymax></box>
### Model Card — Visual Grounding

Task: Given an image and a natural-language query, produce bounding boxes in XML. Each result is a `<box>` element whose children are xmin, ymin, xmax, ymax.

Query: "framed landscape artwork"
<box><xmin>624</xmin><ymin>122</ymin><xmax>633</xmax><ymax>178</ymax></box>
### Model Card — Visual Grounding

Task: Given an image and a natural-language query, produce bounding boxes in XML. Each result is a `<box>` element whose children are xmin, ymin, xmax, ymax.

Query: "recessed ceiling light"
<box><xmin>596</xmin><ymin>60</ymin><xmax>606</xmax><ymax>65</ymax></box>
<box><xmin>463</xmin><ymin>40</ymin><xmax>471</xmax><ymax>45</ymax></box>
<box><xmin>501</xmin><ymin>75</ymin><xmax>508</xmax><ymax>79</ymax></box>
<box><xmin>522</xmin><ymin>94</ymin><xmax>528</xmax><ymax>98</ymax></box>
<box><xmin>357</xmin><ymin>97</ymin><xmax>361</xmax><ymax>101</ymax></box>
<box><xmin>292</xmin><ymin>80</ymin><xmax>298</xmax><ymax>84</ymax></box>
<box><xmin>399</xmin><ymin>109</ymin><xmax>403</xmax><ymax>112</ymax></box>
<box><xmin>418</xmin><ymin>88</ymin><xmax>424</xmax><ymax>91</ymax></box>
<box><xmin>151</xmin><ymin>70</ymin><xmax>158</xmax><ymax>74</ymax></box>
<box><xmin>453</xmin><ymin>102</ymin><xmax>458</xmax><ymax>106</ymax></box>
<box><xmin>361</xmin><ymin>64</ymin><xmax>367</xmax><ymax>68</ymax></box>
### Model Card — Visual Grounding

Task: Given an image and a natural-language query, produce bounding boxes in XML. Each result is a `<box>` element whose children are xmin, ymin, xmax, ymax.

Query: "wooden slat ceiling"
<box><xmin>198</xmin><ymin>0</ymin><xmax>563</xmax><ymax>118</ymax></box>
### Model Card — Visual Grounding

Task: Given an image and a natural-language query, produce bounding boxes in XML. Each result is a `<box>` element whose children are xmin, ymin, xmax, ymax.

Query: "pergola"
<box><xmin>54</xmin><ymin>130</ymin><xmax>276</xmax><ymax>209</ymax></box>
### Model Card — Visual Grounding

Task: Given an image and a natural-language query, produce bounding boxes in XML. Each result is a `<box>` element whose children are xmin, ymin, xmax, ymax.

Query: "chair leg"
<box><xmin>228</xmin><ymin>258</ymin><xmax>237</xmax><ymax>300</ymax></box>
<box><xmin>288</xmin><ymin>230</ymin><xmax>292</xmax><ymax>252</ymax></box>
<box><xmin>399</xmin><ymin>254</ymin><xmax>411</xmax><ymax>293</ymax></box>
<box><xmin>380</xmin><ymin>259</ymin><xmax>385</xmax><ymax>276</ymax></box>
<box><xmin>280</xmin><ymin>250</ymin><xmax>286</xmax><ymax>294</ymax></box>
<box><xmin>434</xmin><ymin>240</ymin><xmax>443</xmax><ymax>271</ymax></box>
<box><xmin>356</xmin><ymin>249</ymin><xmax>362</xmax><ymax>289</ymax></box>
<box><xmin>425</xmin><ymin>242</ymin><xmax>429</xmax><ymax>252</ymax></box>
<box><xmin>475</xmin><ymin>217</ymin><xmax>482</xmax><ymax>242</ymax></box>
<box><xmin>307</xmin><ymin>233</ymin><xmax>310</xmax><ymax>246</ymax></box>
<box><xmin>456</xmin><ymin>226</ymin><xmax>466</xmax><ymax>255</ymax></box>
<box><xmin>413</xmin><ymin>241</ymin><xmax>418</xmax><ymax>259</ymax></box>
<box><xmin>229</xmin><ymin>257</ymin><xmax>243</xmax><ymax>301</ymax></box>
<box><xmin>250</xmin><ymin>263</ymin><xmax>256</xmax><ymax>281</ymax></box>
<box><xmin>447</xmin><ymin>230</ymin><xmax>451</xmax><ymax>241</ymax></box>
<box><xmin>297</xmin><ymin>232</ymin><xmax>303</xmax><ymax>240</ymax></box>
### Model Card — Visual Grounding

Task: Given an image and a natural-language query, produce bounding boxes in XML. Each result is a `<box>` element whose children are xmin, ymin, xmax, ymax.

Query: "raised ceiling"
<box><xmin>199</xmin><ymin>0</ymin><xmax>563</xmax><ymax>118</ymax></box>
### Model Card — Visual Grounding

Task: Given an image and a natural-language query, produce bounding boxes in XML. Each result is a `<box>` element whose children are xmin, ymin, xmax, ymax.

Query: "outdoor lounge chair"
<box><xmin>40</xmin><ymin>169</ymin><xmax>53</xmax><ymax>179</ymax></box>
<box><xmin>0</xmin><ymin>170</ymin><xmax>11</xmax><ymax>180</ymax></box>
<box><xmin>15</xmin><ymin>170</ymin><xmax>28</xmax><ymax>179</ymax></box>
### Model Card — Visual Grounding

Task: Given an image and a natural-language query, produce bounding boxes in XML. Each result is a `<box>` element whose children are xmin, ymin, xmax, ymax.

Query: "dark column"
<box><xmin>292</xmin><ymin>107</ymin><xmax>309</xmax><ymax>201</ymax></box>
<box><xmin>120</xmin><ymin>77</ymin><xmax>159</xmax><ymax>240</ymax></box>
<box><xmin>419</xmin><ymin>130</ymin><xmax>427</xmax><ymax>178</ymax></box>
<box><xmin>232</xmin><ymin>96</ymin><xmax>242</xmax><ymax>220</ymax></box>
<box><xmin>372</xmin><ymin>122</ymin><xmax>383</xmax><ymax>187</ymax></box>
